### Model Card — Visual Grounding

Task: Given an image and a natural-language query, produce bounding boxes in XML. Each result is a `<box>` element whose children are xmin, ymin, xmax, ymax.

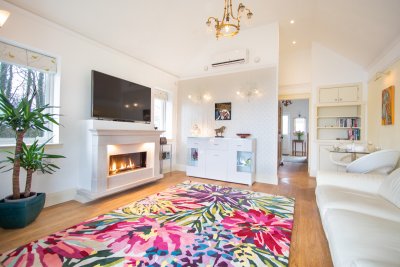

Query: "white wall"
<box><xmin>279</xmin><ymin>47</ymin><xmax>311</xmax><ymax>87</ymax></box>
<box><xmin>177</xmin><ymin>68</ymin><xmax>279</xmax><ymax>184</ymax></box>
<box><xmin>366</xmin><ymin>38</ymin><xmax>400</xmax><ymax>152</ymax></box>
<box><xmin>0</xmin><ymin>1</ymin><xmax>177</xmax><ymax>204</ymax></box>
<box><xmin>181</xmin><ymin>23</ymin><xmax>279</xmax><ymax>79</ymax></box>
<box><xmin>309</xmin><ymin>42</ymin><xmax>367</xmax><ymax>176</ymax></box>
<box><xmin>367</xmin><ymin>59</ymin><xmax>400</xmax><ymax>151</ymax></box>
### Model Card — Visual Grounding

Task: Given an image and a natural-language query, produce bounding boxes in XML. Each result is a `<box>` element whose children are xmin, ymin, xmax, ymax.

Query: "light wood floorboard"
<box><xmin>0</xmin><ymin>163</ymin><xmax>333</xmax><ymax>266</ymax></box>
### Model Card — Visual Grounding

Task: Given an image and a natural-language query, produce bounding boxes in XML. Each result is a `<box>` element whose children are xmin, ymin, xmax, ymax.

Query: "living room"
<box><xmin>0</xmin><ymin>1</ymin><xmax>399</xmax><ymax>266</ymax></box>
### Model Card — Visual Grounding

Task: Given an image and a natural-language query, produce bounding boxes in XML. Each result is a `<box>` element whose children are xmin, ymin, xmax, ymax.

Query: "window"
<box><xmin>153</xmin><ymin>89</ymin><xmax>172</xmax><ymax>139</ymax></box>
<box><xmin>0</xmin><ymin>41</ymin><xmax>58</xmax><ymax>145</ymax></box>
<box><xmin>294</xmin><ymin>117</ymin><xmax>306</xmax><ymax>133</ymax></box>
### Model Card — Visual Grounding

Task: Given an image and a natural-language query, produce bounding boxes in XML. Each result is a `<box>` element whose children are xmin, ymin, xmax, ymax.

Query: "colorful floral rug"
<box><xmin>0</xmin><ymin>181</ymin><xmax>295</xmax><ymax>267</ymax></box>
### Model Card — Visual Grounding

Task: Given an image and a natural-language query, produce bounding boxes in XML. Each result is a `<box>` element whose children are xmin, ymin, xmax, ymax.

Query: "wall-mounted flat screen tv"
<box><xmin>91</xmin><ymin>70</ymin><xmax>151</xmax><ymax>122</ymax></box>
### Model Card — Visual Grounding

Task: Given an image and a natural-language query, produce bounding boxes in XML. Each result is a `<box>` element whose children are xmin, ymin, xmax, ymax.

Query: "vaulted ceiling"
<box><xmin>5</xmin><ymin>0</ymin><xmax>400</xmax><ymax>78</ymax></box>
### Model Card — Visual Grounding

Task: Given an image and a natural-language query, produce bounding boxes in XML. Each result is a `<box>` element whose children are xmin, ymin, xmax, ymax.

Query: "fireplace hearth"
<box><xmin>109</xmin><ymin>152</ymin><xmax>147</xmax><ymax>175</ymax></box>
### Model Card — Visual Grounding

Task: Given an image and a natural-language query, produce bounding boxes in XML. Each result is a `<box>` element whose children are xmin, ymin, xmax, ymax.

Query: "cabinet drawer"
<box><xmin>187</xmin><ymin>138</ymin><xmax>204</xmax><ymax>148</ymax></box>
<box><xmin>206</xmin><ymin>138</ymin><xmax>228</xmax><ymax>150</ymax></box>
<box><xmin>229</xmin><ymin>139</ymin><xmax>252</xmax><ymax>151</ymax></box>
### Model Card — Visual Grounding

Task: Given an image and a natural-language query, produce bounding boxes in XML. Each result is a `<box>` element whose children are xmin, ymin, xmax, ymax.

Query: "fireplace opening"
<box><xmin>109</xmin><ymin>152</ymin><xmax>147</xmax><ymax>175</ymax></box>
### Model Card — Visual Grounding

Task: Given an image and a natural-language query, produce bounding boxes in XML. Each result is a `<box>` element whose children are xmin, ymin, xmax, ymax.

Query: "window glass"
<box><xmin>0</xmin><ymin>61</ymin><xmax>54</xmax><ymax>144</ymax></box>
<box><xmin>294</xmin><ymin>117</ymin><xmax>306</xmax><ymax>133</ymax></box>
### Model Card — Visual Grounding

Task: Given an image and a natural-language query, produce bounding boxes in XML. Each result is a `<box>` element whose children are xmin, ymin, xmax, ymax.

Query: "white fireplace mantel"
<box><xmin>76</xmin><ymin>120</ymin><xmax>164</xmax><ymax>202</ymax></box>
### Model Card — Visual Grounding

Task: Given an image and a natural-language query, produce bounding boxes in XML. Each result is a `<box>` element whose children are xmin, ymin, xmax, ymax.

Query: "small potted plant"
<box><xmin>293</xmin><ymin>130</ymin><xmax>304</xmax><ymax>140</ymax></box>
<box><xmin>0</xmin><ymin>90</ymin><xmax>63</xmax><ymax>228</ymax></box>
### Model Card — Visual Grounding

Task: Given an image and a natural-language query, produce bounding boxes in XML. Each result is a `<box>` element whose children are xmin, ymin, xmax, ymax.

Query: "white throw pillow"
<box><xmin>378</xmin><ymin>168</ymin><xmax>400</xmax><ymax>208</ymax></box>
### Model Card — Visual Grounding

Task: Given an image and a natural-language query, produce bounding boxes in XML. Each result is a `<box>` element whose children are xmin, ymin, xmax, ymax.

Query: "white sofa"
<box><xmin>316</xmin><ymin>170</ymin><xmax>400</xmax><ymax>267</ymax></box>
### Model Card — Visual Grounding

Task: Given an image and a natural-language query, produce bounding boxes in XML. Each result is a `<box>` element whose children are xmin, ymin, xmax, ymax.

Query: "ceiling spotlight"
<box><xmin>292</xmin><ymin>40</ymin><xmax>297</xmax><ymax>45</ymax></box>
<box><xmin>290</xmin><ymin>19</ymin><xmax>295</xmax><ymax>24</ymax></box>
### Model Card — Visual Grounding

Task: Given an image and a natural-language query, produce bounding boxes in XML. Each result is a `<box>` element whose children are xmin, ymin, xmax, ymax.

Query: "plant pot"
<box><xmin>0</xmin><ymin>192</ymin><xmax>46</xmax><ymax>229</ymax></box>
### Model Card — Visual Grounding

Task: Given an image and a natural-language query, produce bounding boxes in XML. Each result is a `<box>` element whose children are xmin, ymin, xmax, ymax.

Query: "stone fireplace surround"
<box><xmin>76</xmin><ymin>120</ymin><xmax>163</xmax><ymax>202</ymax></box>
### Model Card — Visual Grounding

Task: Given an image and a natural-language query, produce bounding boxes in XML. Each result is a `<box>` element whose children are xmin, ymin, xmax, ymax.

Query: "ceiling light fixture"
<box><xmin>292</xmin><ymin>40</ymin><xmax>297</xmax><ymax>45</ymax></box>
<box><xmin>0</xmin><ymin>10</ymin><xmax>10</xmax><ymax>27</ymax></box>
<box><xmin>206</xmin><ymin>0</ymin><xmax>253</xmax><ymax>39</ymax></box>
<box><xmin>290</xmin><ymin>19</ymin><xmax>295</xmax><ymax>24</ymax></box>
<box><xmin>281</xmin><ymin>100</ymin><xmax>292</xmax><ymax>106</ymax></box>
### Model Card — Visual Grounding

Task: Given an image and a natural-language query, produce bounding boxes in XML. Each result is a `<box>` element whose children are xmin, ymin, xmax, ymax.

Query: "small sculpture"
<box><xmin>215</xmin><ymin>126</ymin><xmax>226</xmax><ymax>138</ymax></box>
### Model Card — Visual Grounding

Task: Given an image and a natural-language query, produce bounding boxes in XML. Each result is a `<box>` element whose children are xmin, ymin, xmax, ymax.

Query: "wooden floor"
<box><xmin>0</xmin><ymin>163</ymin><xmax>333</xmax><ymax>266</ymax></box>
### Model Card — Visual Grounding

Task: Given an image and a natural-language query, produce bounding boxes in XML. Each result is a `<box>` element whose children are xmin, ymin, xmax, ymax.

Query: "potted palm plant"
<box><xmin>0</xmin><ymin>90</ymin><xmax>63</xmax><ymax>228</ymax></box>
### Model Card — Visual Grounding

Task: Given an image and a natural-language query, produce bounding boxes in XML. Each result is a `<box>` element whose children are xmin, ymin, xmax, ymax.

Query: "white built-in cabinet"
<box><xmin>186</xmin><ymin>137</ymin><xmax>256</xmax><ymax>185</ymax></box>
<box><xmin>319</xmin><ymin>86</ymin><xmax>359</xmax><ymax>103</ymax></box>
<box><xmin>316</xmin><ymin>84</ymin><xmax>365</xmax><ymax>172</ymax></box>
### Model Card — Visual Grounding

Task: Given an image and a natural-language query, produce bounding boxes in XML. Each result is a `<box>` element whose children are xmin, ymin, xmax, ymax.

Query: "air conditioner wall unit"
<box><xmin>211</xmin><ymin>49</ymin><xmax>249</xmax><ymax>68</ymax></box>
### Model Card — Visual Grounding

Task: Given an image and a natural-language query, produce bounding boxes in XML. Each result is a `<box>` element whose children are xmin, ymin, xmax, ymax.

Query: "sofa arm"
<box><xmin>316</xmin><ymin>171</ymin><xmax>385</xmax><ymax>194</ymax></box>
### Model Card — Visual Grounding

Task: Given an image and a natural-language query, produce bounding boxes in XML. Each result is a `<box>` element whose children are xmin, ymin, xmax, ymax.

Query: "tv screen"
<box><xmin>91</xmin><ymin>70</ymin><xmax>151</xmax><ymax>122</ymax></box>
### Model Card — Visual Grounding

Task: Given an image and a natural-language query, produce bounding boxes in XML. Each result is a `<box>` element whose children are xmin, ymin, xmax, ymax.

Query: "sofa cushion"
<box><xmin>378</xmin><ymin>168</ymin><xmax>400</xmax><ymax>208</ymax></box>
<box><xmin>317</xmin><ymin>171</ymin><xmax>385</xmax><ymax>194</ymax></box>
<box><xmin>316</xmin><ymin>185</ymin><xmax>400</xmax><ymax>222</ymax></box>
<box><xmin>323</xmin><ymin>210</ymin><xmax>400</xmax><ymax>267</ymax></box>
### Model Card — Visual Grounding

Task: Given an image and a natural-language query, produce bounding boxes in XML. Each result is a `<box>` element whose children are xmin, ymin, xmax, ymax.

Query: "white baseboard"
<box><xmin>175</xmin><ymin>164</ymin><xmax>186</xmax><ymax>172</ymax></box>
<box><xmin>45</xmin><ymin>188</ymin><xmax>77</xmax><ymax>207</ymax></box>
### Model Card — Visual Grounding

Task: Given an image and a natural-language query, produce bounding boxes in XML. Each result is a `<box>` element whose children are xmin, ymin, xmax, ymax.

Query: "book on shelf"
<box><xmin>347</xmin><ymin>128</ymin><xmax>361</xmax><ymax>140</ymax></box>
<box><xmin>337</xmin><ymin>118</ymin><xmax>360</xmax><ymax>128</ymax></box>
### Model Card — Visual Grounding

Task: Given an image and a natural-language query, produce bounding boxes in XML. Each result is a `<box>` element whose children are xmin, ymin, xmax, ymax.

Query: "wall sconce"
<box><xmin>188</xmin><ymin>93</ymin><xmax>212</xmax><ymax>103</ymax></box>
<box><xmin>374</xmin><ymin>71</ymin><xmax>391</xmax><ymax>81</ymax></box>
<box><xmin>236</xmin><ymin>89</ymin><xmax>259</xmax><ymax>102</ymax></box>
<box><xmin>0</xmin><ymin>10</ymin><xmax>10</xmax><ymax>27</ymax></box>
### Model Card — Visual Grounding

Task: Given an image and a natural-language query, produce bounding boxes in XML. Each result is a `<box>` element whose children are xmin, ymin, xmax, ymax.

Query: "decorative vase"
<box><xmin>0</xmin><ymin>192</ymin><xmax>46</xmax><ymax>229</ymax></box>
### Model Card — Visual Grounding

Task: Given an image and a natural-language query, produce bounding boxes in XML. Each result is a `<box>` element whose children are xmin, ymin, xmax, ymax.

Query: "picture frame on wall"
<box><xmin>215</xmin><ymin>102</ymin><xmax>231</xmax><ymax>120</ymax></box>
<box><xmin>382</xmin><ymin>86</ymin><xmax>395</xmax><ymax>125</ymax></box>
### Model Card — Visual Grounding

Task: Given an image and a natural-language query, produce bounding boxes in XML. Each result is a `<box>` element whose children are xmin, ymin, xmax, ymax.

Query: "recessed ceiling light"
<box><xmin>290</xmin><ymin>19</ymin><xmax>295</xmax><ymax>24</ymax></box>
<box><xmin>292</xmin><ymin>40</ymin><xmax>297</xmax><ymax>45</ymax></box>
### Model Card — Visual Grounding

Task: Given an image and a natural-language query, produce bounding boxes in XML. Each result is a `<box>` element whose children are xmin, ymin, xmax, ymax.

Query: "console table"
<box><xmin>292</xmin><ymin>140</ymin><xmax>306</xmax><ymax>156</ymax></box>
<box><xmin>186</xmin><ymin>137</ymin><xmax>256</xmax><ymax>186</ymax></box>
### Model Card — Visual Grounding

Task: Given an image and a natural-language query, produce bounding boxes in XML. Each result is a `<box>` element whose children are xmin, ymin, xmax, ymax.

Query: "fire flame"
<box><xmin>109</xmin><ymin>158</ymin><xmax>136</xmax><ymax>175</ymax></box>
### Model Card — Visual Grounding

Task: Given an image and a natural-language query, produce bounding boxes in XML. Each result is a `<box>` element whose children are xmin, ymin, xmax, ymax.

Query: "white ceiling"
<box><xmin>5</xmin><ymin>0</ymin><xmax>400</xmax><ymax>78</ymax></box>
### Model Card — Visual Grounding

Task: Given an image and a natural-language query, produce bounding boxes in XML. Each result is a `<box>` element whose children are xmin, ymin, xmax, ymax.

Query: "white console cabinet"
<box><xmin>186</xmin><ymin>137</ymin><xmax>256</xmax><ymax>185</ymax></box>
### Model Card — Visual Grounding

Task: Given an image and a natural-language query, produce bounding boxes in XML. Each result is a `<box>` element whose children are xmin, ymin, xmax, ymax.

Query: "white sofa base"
<box><xmin>316</xmin><ymin>171</ymin><xmax>400</xmax><ymax>267</ymax></box>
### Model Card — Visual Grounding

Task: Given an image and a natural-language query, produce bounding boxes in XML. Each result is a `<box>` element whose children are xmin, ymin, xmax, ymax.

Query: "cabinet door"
<box><xmin>319</xmin><ymin>88</ymin><xmax>338</xmax><ymax>103</ymax></box>
<box><xmin>338</xmin><ymin>86</ymin><xmax>359</xmax><ymax>102</ymax></box>
<box><xmin>186</xmin><ymin>138</ymin><xmax>205</xmax><ymax>177</ymax></box>
<box><xmin>205</xmin><ymin>150</ymin><xmax>227</xmax><ymax>180</ymax></box>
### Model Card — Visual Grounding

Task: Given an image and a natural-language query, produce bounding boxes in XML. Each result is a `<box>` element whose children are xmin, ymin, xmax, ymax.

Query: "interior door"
<box><xmin>278</xmin><ymin>105</ymin><xmax>283</xmax><ymax>166</ymax></box>
<box><xmin>281</xmin><ymin>113</ymin><xmax>290</xmax><ymax>155</ymax></box>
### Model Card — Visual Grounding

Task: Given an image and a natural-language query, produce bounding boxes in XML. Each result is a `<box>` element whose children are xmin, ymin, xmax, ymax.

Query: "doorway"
<box><xmin>279</xmin><ymin>98</ymin><xmax>309</xmax><ymax>166</ymax></box>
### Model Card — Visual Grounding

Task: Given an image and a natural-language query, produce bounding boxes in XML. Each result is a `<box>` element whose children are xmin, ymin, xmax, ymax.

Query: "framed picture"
<box><xmin>215</xmin><ymin>102</ymin><xmax>231</xmax><ymax>120</ymax></box>
<box><xmin>382</xmin><ymin>86</ymin><xmax>395</xmax><ymax>125</ymax></box>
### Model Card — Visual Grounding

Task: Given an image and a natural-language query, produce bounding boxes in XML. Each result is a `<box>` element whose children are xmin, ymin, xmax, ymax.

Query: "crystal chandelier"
<box><xmin>206</xmin><ymin>0</ymin><xmax>253</xmax><ymax>39</ymax></box>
